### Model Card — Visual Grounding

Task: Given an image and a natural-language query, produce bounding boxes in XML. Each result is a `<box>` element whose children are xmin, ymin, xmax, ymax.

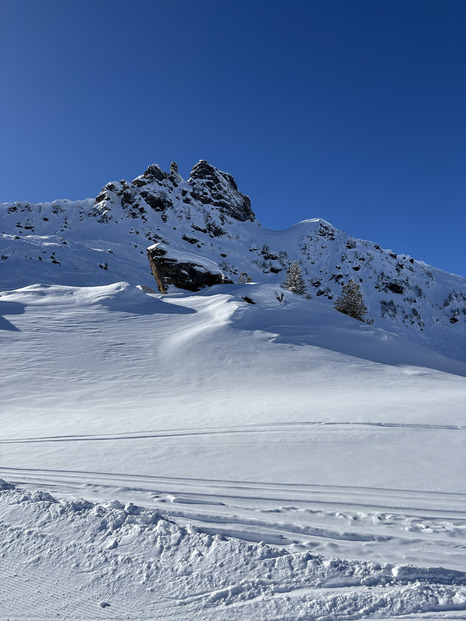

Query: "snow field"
<box><xmin>0</xmin><ymin>282</ymin><xmax>465</xmax><ymax>619</ymax></box>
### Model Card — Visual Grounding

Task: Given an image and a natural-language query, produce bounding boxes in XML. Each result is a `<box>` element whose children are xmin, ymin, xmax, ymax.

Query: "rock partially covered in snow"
<box><xmin>147</xmin><ymin>243</ymin><xmax>232</xmax><ymax>293</ymax></box>
<box><xmin>189</xmin><ymin>160</ymin><xmax>255</xmax><ymax>222</ymax></box>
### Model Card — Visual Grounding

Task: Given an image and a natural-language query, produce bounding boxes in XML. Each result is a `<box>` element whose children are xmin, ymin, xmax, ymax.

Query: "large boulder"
<box><xmin>147</xmin><ymin>243</ymin><xmax>232</xmax><ymax>293</ymax></box>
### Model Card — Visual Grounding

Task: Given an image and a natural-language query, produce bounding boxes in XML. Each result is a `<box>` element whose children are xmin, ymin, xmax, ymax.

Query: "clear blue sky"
<box><xmin>1</xmin><ymin>0</ymin><xmax>465</xmax><ymax>275</ymax></box>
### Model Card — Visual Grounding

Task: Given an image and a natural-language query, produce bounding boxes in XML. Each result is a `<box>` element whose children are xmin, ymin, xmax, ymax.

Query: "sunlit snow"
<box><xmin>1</xmin><ymin>163</ymin><xmax>465</xmax><ymax>619</ymax></box>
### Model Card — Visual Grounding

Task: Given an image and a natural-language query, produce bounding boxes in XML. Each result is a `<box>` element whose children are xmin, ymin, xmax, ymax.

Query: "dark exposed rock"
<box><xmin>143</xmin><ymin>164</ymin><xmax>168</xmax><ymax>182</ymax></box>
<box><xmin>147</xmin><ymin>244</ymin><xmax>232</xmax><ymax>293</ymax></box>
<box><xmin>140</xmin><ymin>190</ymin><xmax>172</xmax><ymax>211</ymax></box>
<box><xmin>317</xmin><ymin>223</ymin><xmax>336</xmax><ymax>240</ymax></box>
<box><xmin>169</xmin><ymin>161</ymin><xmax>183</xmax><ymax>186</ymax></box>
<box><xmin>204</xmin><ymin>216</ymin><xmax>226</xmax><ymax>238</ymax></box>
<box><xmin>388</xmin><ymin>282</ymin><xmax>404</xmax><ymax>294</ymax></box>
<box><xmin>190</xmin><ymin>160</ymin><xmax>221</xmax><ymax>182</ymax></box>
<box><xmin>182</xmin><ymin>235</ymin><xmax>199</xmax><ymax>245</ymax></box>
<box><xmin>189</xmin><ymin>160</ymin><xmax>255</xmax><ymax>222</ymax></box>
<box><xmin>94</xmin><ymin>182</ymin><xmax>119</xmax><ymax>205</ymax></box>
<box><xmin>120</xmin><ymin>190</ymin><xmax>135</xmax><ymax>206</ymax></box>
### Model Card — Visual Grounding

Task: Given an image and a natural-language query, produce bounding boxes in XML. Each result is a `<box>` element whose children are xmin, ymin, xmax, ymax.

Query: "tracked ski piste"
<box><xmin>1</xmin><ymin>282</ymin><xmax>465</xmax><ymax>619</ymax></box>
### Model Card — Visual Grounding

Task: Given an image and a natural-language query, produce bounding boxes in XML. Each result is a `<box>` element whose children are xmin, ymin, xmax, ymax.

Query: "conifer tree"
<box><xmin>334</xmin><ymin>279</ymin><xmax>367</xmax><ymax>321</ymax></box>
<box><xmin>283</xmin><ymin>261</ymin><xmax>307</xmax><ymax>296</ymax></box>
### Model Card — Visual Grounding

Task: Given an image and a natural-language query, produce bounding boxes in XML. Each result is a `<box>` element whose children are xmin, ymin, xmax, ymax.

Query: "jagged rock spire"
<box><xmin>189</xmin><ymin>160</ymin><xmax>255</xmax><ymax>222</ymax></box>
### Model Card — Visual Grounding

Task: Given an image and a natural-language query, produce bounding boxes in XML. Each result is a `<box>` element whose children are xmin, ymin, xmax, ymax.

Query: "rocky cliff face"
<box><xmin>91</xmin><ymin>160</ymin><xmax>255</xmax><ymax>227</ymax></box>
<box><xmin>188</xmin><ymin>160</ymin><xmax>254</xmax><ymax>223</ymax></box>
<box><xmin>1</xmin><ymin>160</ymin><xmax>465</xmax><ymax>360</ymax></box>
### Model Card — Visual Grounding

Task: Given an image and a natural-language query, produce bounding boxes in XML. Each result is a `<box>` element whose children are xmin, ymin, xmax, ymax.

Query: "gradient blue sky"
<box><xmin>1</xmin><ymin>0</ymin><xmax>465</xmax><ymax>275</ymax></box>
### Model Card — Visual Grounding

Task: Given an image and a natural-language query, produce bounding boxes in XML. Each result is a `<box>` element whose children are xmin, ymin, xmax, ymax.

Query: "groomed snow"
<box><xmin>1</xmin><ymin>282</ymin><xmax>465</xmax><ymax>619</ymax></box>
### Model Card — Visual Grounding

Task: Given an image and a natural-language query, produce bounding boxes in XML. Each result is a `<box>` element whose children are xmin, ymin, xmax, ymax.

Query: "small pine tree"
<box><xmin>334</xmin><ymin>279</ymin><xmax>367</xmax><ymax>321</ymax></box>
<box><xmin>283</xmin><ymin>261</ymin><xmax>307</xmax><ymax>296</ymax></box>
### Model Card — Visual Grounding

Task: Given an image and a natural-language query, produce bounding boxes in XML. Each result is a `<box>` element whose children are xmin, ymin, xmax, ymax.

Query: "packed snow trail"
<box><xmin>0</xmin><ymin>282</ymin><xmax>465</xmax><ymax>619</ymax></box>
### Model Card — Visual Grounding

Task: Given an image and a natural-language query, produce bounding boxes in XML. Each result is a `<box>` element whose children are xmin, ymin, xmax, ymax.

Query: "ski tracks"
<box><xmin>0</xmin><ymin>484</ymin><xmax>466</xmax><ymax>620</ymax></box>
<box><xmin>1</xmin><ymin>421</ymin><xmax>466</xmax><ymax>618</ymax></box>
<box><xmin>1</xmin><ymin>461</ymin><xmax>465</xmax><ymax>572</ymax></box>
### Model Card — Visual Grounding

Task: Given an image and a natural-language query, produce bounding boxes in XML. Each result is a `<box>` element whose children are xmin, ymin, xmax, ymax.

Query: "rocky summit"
<box><xmin>1</xmin><ymin>160</ymin><xmax>465</xmax><ymax>361</ymax></box>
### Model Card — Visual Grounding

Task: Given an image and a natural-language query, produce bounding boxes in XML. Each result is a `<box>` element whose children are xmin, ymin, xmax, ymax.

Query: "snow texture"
<box><xmin>0</xmin><ymin>161</ymin><xmax>465</xmax><ymax>619</ymax></box>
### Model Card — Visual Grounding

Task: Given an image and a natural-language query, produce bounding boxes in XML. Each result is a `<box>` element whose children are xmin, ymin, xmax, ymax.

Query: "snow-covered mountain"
<box><xmin>1</xmin><ymin>160</ymin><xmax>465</xmax><ymax>362</ymax></box>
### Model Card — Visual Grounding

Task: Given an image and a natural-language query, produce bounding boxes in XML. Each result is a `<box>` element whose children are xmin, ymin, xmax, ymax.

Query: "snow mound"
<box><xmin>1</xmin><ymin>484</ymin><xmax>465</xmax><ymax>620</ymax></box>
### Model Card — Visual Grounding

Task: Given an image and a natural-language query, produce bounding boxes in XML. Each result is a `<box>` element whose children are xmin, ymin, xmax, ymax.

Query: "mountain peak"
<box><xmin>142</xmin><ymin>164</ymin><xmax>168</xmax><ymax>182</ymax></box>
<box><xmin>188</xmin><ymin>160</ymin><xmax>255</xmax><ymax>222</ymax></box>
<box><xmin>190</xmin><ymin>160</ymin><xmax>236</xmax><ymax>190</ymax></box>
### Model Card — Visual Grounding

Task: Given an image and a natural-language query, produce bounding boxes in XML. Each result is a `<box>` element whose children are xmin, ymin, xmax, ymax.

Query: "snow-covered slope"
<box><xmin>1</xmin><ymin>163</ymin><xmax>465</xmax><ymax>619</ymax></box>
<box><xmin>0</xmin><ymin>283</ymin><xmax>465</xmax><ymax>618</ymax></box>
<box><xmin>1</xmin><ymin>160</ymin><xmax>465</xmax><ymax>361</ymax></box>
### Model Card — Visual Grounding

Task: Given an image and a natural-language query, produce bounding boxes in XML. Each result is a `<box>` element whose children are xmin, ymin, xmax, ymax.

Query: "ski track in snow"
<box><xmin>1</xmin><ymin>420</ymin><xmax>466</xmax><ymax>445</ymax></box>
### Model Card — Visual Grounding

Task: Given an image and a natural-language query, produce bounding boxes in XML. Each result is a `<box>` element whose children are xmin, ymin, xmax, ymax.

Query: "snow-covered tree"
<box><xmin>334</xmin><ymin>279</ymin><xmax>367</xmax><ymax>321</ymax></box>
<box><xmin>283</xmin><ymin>261</ymin><xmax>307</xmax><ymax>296</ymax></box>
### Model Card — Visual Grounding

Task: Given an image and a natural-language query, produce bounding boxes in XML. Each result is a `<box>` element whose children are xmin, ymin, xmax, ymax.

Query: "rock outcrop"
<box><xmin>147</xmin><ymin>244</ymin><xmax>232</xmax><ymax>293</ymax></box>
<box><xmin>188</xmin><ymin>160</ymin><xmax>255</xmax><ymax>223</ymax></box>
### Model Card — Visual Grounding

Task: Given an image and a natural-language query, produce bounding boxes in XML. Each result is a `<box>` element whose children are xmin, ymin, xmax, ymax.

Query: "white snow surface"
<box><xmin>1</xmin><ymin>162</ymin><xmax>465</xmax><ymax>619</ymax></box>
<box><xmin>1</xmin><ymin>282</ymin><xmax>465</xmax><ymax>620</ymax></box>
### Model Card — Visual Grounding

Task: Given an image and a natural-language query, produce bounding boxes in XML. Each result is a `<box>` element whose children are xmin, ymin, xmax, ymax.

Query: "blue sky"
<box><xmin>1</xmin><ymin>0</ymin><xmax>465</xmax><ymax>275</ymax></box>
